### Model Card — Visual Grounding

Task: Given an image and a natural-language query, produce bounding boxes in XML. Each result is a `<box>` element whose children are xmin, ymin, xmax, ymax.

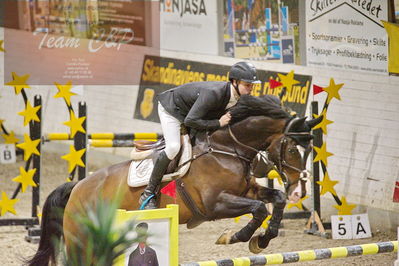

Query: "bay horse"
<box><xmin>28</xmin><ymin>95</ymin><xmax>321</xmax><ymax>265</ymax></box>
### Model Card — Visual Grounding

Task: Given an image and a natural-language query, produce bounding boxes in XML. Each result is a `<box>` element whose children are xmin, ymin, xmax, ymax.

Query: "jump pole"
<box><xmin>180</xmin><ymin>241</ymin><xmax>398</xmax><ymax>266</ymax></box>
<box><xmin>43</xmin><ymin>132</ymin><xmax>162</xmax><ymax>141</ymax></box>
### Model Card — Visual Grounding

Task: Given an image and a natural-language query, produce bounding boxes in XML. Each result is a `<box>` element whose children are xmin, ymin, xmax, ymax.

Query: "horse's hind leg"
<box><xmin>211</xmin><ymin>192</ymin><xmax>269</xmax><ymax>245</ymax></box>
<box><xmin>249</xmin><ymin>187</ymin><xmax>286</xmax><ymax>253</ymax></box>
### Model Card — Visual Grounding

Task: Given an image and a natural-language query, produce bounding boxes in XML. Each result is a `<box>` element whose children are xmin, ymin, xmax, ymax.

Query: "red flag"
<box><xmin>393</xmin><ymin>181</ymin><xmax>399</xmax><ymax>203</ymax></box>
<box><xmin>313</xmin><ymin>84</ymin><xmax>324</xmax><ymax>95</ymax></box>
<box><xmin>269</xmin><ymin>79</ymin><xmax>283</xmax><ymax>89</ymax></box>
<box><xmin>160</xmin><ymin>180</ymin><xmax>176</xmax><ymax>199</ymax></box>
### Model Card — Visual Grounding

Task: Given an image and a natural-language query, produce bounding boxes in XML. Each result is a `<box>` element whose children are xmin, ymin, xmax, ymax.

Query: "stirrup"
<box><xmin>139</xmin><ymin>194</ymin><xmax>156</xmax><ymax>210</ymax></box>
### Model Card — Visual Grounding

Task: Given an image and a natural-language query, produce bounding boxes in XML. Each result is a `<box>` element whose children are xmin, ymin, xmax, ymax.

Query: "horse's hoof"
<box><xmin>249</xmin><ymin>235</ymin><xmax>263</xmax><ymax>254</ymax></box>
<box><xmin>215</xmin><ymin>229</ymin><xmax>234</xmax><ymax>245</ymax></box>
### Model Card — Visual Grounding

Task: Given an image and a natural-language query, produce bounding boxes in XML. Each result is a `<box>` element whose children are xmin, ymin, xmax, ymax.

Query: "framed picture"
<box><xmin>114</xmin><ymin>204</ymin><xmax>179</xmax><ymax>266</ymax></box>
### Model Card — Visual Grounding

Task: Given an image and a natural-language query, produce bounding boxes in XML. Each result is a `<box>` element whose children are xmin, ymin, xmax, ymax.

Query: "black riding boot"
<box><xmin>139</xmin><ymin>151</ymin><xmax>171</xmax><ymax>209</ymax></box>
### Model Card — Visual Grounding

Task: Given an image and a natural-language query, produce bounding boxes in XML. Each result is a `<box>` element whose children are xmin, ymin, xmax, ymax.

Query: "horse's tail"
<box><xmin>26</xmin><ymin>182</ymin><xmax>77</xmax><ymax>266</ymax></box>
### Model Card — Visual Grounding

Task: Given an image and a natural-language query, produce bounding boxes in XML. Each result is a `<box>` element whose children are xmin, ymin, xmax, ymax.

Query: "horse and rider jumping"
<box><xmin>28</xmin><ymin>62</ymin><xmax>321</xmax><ymax>265</ymax></box>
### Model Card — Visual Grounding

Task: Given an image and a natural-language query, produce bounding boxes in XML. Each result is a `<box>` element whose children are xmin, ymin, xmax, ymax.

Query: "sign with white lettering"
<box><xmin>306</xmin><ymin>0</ymin><xmax>388</xmax><ymax>74</ymax></box>
<box><xmin>160</xmin><ymin>0</ymin><xmax>219</xmax><ymax>55</ymax></box>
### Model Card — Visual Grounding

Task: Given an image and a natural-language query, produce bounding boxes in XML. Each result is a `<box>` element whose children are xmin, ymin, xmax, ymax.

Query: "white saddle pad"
<box><xmin>127</xmin><ymin>135</ymin><xmax>192</xmax><ymax>187</ymax></box>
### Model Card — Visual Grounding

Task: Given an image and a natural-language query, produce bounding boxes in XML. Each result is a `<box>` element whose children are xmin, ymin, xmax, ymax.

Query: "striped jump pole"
<box><xmin>89</xmin><ymin>139</ymin><xmax>135</xmax><ymax>147</ymax></box>
<box><xmin>180</xmin><ymin>241</ymin><xmax>398</xmax><ymax>266</ymax></box>
<box><xmin>43</xmin><ymin>132</ymin><xmax>162</xmax><ymax>142</ymax></box>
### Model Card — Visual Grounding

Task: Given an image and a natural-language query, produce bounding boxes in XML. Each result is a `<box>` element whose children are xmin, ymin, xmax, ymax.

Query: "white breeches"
<box><xmin>158</xmin><ymin>102</ymin><xmax>181</xmax><ymax>160</ymax></box>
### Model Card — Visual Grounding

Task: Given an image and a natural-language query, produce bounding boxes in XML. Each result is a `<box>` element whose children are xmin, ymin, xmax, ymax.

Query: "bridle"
<box><xmin>179</xmin><ymin>118</ymin><xmax>312</xmax><ymax>192</ymax></box>
<box><xmin>274</xmin><ymin>133</ymin><xmax>312</xmax><ymax>190</ymax></box>
<box><xmin>270</xmin><ymin>117</ymin><xmax>313</xmax><ymax>190</ymax></box>
<box><xmin>227</xmin><ymin>118</ymin><xmax>312</xmax><ymax>191</ymax></box>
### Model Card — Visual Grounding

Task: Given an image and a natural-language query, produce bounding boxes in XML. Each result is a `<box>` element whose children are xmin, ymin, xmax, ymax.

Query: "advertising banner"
<box><xmin>4</xmin><ymin>0</ymin><xmax>157</xmax><ymax>85</ymax></box>
<box><xmin>134</xmin><ymin>55</ymin><xmax>312</xmax><ymax>122</ymax></box>
<box><xmin>306</xmin><ymin>0</ymin><xmax>389</xmax><ymax>74</ymax></box>
<box><xmin>159</xmin><ymin>0</ymin><xmax>219</xmax><ymax>55</ymax></box>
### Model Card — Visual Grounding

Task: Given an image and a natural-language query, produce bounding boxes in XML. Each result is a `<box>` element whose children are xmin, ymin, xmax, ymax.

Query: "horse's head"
<box><xmin>266</xmin><ymin>116</ymin><xmax>322</xmax><ymax>203</ymax></box>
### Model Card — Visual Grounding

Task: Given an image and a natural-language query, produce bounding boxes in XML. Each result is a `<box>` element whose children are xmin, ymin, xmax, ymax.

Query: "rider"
<box><xmin>139</xmin><ymin>61</ymin><xmax>260</xmax><ymax>209</ymax></box>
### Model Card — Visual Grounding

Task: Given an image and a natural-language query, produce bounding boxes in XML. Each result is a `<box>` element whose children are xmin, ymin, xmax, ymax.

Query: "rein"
<box><xmin>175</xmin><ymin>126</ymin><xmax>253</xmax><ymax>172</ymax></box>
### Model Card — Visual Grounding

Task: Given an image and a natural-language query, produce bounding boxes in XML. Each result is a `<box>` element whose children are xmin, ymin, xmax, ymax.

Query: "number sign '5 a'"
<box><xmin>331</xmin><ymin>214</ymin><xmax>372</xmax><ymax>239</ymax></box>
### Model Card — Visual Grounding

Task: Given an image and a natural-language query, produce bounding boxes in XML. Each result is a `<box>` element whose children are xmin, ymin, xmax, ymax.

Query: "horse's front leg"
<box><xmin>211</xmin><ymin>191</ymin><xmax>269</xmax><ymax>245</ymax></box>
<box><xmin>248</xmin><ymin>186</ymin><xmax>286</xmax><ymax>253</ymax></box>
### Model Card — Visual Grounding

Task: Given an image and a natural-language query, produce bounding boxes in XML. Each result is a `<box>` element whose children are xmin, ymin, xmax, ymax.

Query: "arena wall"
<box><xmin>1</xmin><ymin>27</ymin><xmax>398</xmax><ymax>231</ymax></box>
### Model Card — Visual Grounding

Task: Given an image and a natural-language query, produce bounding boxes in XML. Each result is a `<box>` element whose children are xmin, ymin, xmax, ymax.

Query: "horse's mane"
<box><xmin>229</xmin><ymin>95</ymin><xmax>290</xmax><ymax>124</ymax></box>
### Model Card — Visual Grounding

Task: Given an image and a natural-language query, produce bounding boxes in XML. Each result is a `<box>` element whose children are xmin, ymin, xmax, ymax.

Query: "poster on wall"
<box><xmin>160</xmin><ymin>0</ymin><xmax>219</xmax><ymax>55</ymax></box>
<box><xmin>4</xmin><ymin>0</ymin><xmax>156</xmax><ymax>85</ymax></box>
<box><xmin>223</xmin><ymin>0</ymin><xmax>300</xmax><ymax>64</ymax></box>
<box><xmin>97</xmin><ymin>0</ymin><xmax>146</xmax><ymax>45</ymax></box>
<box><xmin>134</xmin><ymin>55</ymin><xmax>312</xmax><ymax>122</ymax></box>
<box><xmin>306</xmin><ymin>0</ymin><xmax>389</xmax><ymax>74</ymax></box>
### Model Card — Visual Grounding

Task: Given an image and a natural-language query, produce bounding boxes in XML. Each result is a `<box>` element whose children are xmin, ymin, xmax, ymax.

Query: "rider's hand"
<box><xmin>219</xmin><ymin>112</ymin><xmax>231</xmax><ymax>127</ymax></box>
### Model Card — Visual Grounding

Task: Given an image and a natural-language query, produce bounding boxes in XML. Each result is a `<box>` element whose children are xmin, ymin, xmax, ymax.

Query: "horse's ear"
<box><xmin>305</xmin><ymin>115</ymin><xmax>323</xmax><ymax>130</ymax></box>
<box><xmin>285</xmin><ymin>117</ymin><xmax>307</xmax><ymax>133</ymax></box>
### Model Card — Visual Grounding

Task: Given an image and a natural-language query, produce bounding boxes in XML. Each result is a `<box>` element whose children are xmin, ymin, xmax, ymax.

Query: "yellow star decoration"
<box><xmin>61</xmin><ymin>145</ymin><xmax>86</xmax><ymax>173</ymax></box>
<box><xmin>267</xmin><ymin>170</ymin><xmax>283</xmax><ymax>185</ymax></box>
<box><xmin>16</xmin><ymin>134</ymin><xmax>41</xmax><ymax>161</ymax></box>
<box><xmin>1</xmin><ymin>131</ymin><xmax>19</xmax><ymax>144</ymax></box>
<box><xmin>0</xmin><ymin>191</ymin><xmax>19</xmax><ymax>216</ymax></box>
<box><xmin>313</xmin><ymin>142</ymin><xmax>334</xmax><ymax>166</ymax></box>
<box><xmin>0</xmin><ymin>40</ymin><xmax>4</xmax><ymax>52</ymax></box>
<box><xmin>18</xmin><ymin>100</ymin><xmax>41</xmax><ymax>126</ymax></box>
<box><xmin>63</xmin><ymin>111</ymin><xmax>86</xmax><ymax>138</ymax></box>
<box><xmin>12</xmin><ymin>167</ymin><xmax>37</xmax><ymax>193</ymax></box>
<box><xmin>5</xmin><ymin>72</ymin><xmax>31</xmax><ymax>95</ymax></box>
<box><xmin>312</xmin><ymin>109</ymin><xmax>333</xmax><ymax>135</ymax></box>
<box><xmin>316</xmin><ymin>172</ymin><xmax>339</xmax><ymax>196</ymax></box>
<box><xmin>333</xmin><ymin>196</ymin><xmax>356</xmax><ymax>215</ymax></box>
<box><xmin>286</xmin><ymin>195</ymin><xmax>309</xmax><ymax>210</ymax></box>
<box><xmin>277</xmin><ymin>70</ymin><xmax>300</xmax><ymax>93</ymax></box>
<box><xmin>323</xmin><ymin>78</ymin><xmax>344</xmax><ymax>104</ymax></box>
<box><xmin>54</xmin><ymin>81</ymin><xmax>76</xmax><ymax>105</ymax></box>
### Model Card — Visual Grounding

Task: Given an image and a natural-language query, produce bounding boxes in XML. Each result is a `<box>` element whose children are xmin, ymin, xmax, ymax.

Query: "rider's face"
<box><xmin>238</xmin><ymin>81</ymin><xmax>254</xmax><ymax>95</ymax></box>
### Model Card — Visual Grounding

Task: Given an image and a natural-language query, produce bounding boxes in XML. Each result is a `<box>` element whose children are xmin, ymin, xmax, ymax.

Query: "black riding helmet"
<box><xmin>229</xmin><ymin>61</ymin><xmax>261</xmax><ymax>84</ymax></box>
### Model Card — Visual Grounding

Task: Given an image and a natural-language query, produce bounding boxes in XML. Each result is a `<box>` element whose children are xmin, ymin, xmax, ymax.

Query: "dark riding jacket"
<box><xmin>157</xmin><ymin>81</ymin><xmax>231</xmax><ymax>131</ymax></box>
<box><xmin>128</xmin><ymin>245</ymin><xmax>158</xmax><ymax>266</ymax></box>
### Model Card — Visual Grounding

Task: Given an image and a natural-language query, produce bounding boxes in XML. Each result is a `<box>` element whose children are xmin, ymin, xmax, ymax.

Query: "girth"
<box><xmin>175</xmin><ymin>178</ymin><xmax>208</xmax><ymax>226</ymax></box>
